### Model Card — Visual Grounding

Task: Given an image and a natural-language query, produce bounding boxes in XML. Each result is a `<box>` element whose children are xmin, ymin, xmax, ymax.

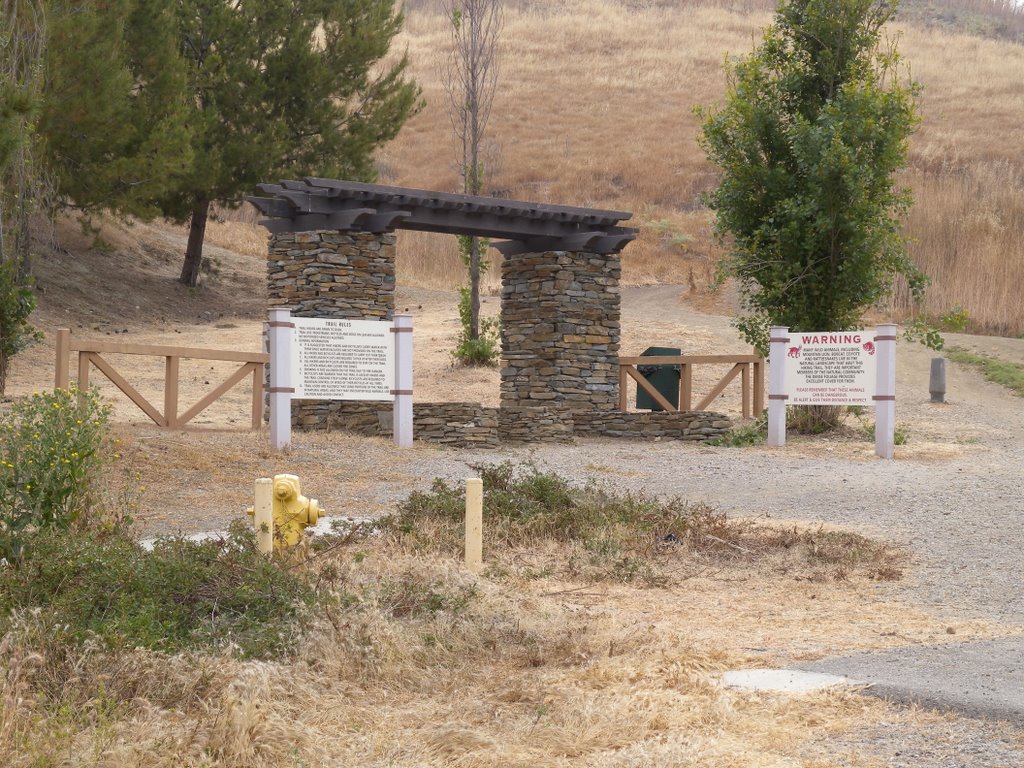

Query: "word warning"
<box><xmin>291</xmin><ymin>318</ymin><xmax>394</xmax><ymax>401</ymax></box>
<box><xmin>784</xmin><ymin>332</ymin><xmax>876</xmax><ymax>406</ymax></box>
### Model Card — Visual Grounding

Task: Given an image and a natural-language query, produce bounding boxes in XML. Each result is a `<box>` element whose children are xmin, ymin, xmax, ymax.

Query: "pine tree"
<box><xmin>36</xmin><ymin>0</ymin><xmax>192</xmax><ymax>218</ymax></box>
<box><xmin>161</xmin><ymin>0</ymin><xmax>421</xmax><ymax>286</ymax></box>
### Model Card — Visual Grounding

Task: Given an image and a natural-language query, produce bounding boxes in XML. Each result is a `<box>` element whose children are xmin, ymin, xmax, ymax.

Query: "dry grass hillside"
<box><xmin>313</xmin><ymin>0</ymin><xmax>1024</xmax><ymax>334</ymax></box>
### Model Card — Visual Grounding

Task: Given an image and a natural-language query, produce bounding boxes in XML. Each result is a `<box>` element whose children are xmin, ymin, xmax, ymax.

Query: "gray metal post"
<box><xmin>929</xmin><ymin>358</ymin><xmax>947</xmax><ymax>403</ymax></box>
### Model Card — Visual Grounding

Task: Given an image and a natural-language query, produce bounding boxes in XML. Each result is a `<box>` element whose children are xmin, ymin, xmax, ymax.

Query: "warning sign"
<box><xmin>784</xmin><ymin>332</ymin><xmax>876</xmax><ymax>406</ymax></box>
<box><xmin>291</xmin><ymin>318</ymin><xmax>394</xmax><ymax>401</ymax></box>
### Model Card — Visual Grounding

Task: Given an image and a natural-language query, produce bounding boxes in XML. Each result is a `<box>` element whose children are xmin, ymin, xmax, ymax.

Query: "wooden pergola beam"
<box><xmin>246</xmin><ymin>178</ymin><xmax>639</xmax><ymax>254</ymax></box>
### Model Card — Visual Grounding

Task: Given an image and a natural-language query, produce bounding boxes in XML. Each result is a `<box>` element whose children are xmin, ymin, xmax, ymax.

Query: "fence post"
<box><xmin>392</xmin><ymin>314</ymin><xmax>414</xmax><ymax>448</ymax></box>
<box><xmin>465</xmin><ymin>477</ymin><xmax>483</xmax><ymax>573</ymax></box>
<box><xmin>753</xmin><ymin>357</ymin><xmax>765</xmax><ymax>415</ymax></box>
<box><xmin>874</xmin><ymin>323</ymin><xmax>898</xmax><ymax>459</ymax></box>
<box><xmin>164</xmin><ymin>356</ymin><xmax>180</xmax><ymax>428</ymax></box>
<box><xmin>55</xmin><ymin>329</ymin><xmax>70</xmax><ymax>389</ymax></box>
<box><xmin>767</xmin><ymin>326</ymin><xmax>789</xmax><ymax>447</ymax></box>
<box><xmin>268</xmin><ymin>308</ymin><xmax>294</xmax><ymax>451</ymax></box>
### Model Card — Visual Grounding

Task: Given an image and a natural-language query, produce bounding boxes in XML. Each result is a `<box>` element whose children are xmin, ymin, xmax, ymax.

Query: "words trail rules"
<box><xmin>291</xmin><ymin>318</ymin><xmax>394</xmax><ymax>401</ymax></box>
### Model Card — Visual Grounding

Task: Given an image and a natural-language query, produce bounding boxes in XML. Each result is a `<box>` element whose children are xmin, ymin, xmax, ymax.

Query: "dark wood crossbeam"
<box><xmin>246</xmin><ymin>178</ymin><xmax>638</xmax><ymax>254</ymax></box>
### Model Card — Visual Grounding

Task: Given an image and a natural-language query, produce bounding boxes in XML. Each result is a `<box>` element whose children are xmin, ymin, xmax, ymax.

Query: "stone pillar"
<box><xmin>267</xmin><ymin>230</ymin><xmax>396</xmax><ymax>429</ymax></box>
<box><xmin>500</xmin><ymin>249</ymin><xmax>621</xmax><ymax>414</ymax></box>
<box><xmin>268</xmin><ymin>230</ymin><xmax>396</xmax><ymax>319</ymax></box>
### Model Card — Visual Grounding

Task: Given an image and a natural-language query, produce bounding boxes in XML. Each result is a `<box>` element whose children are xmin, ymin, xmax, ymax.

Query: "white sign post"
<box><xmin>392</xmin><ymin>314</ymin><xmax>414</xmax><ymax>449</ymax></box>
<box><xmin>268</xmin><ymin>308</ymin><xmax>295</xmax><ymax>451</ymax></box>
<box><xmin>874</xmin><ymin>324</ymin><xmax>898</xmax><ymax>460</ymax></box>
<box><xmin>767</xmin><ymin>324</ymin><xmax>896</xmax><ymax>458</ymax></box>
<box><xmin>267</xmin><ymin>309</ymin><xmax>414</xmax><ymax>451</ymax></box>
<box><xmin>767</xmin><ymin>326</ymin><xmax>789</xmax><ymax>447</ymax></box>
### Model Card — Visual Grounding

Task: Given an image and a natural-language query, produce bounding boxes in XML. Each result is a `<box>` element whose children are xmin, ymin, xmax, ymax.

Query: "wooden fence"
<box><xmin>618</xmin><ymin>354</ymin><xmax>765</xmax><ymax>418</ymax></box>
<box><xmin>54</xmin><ymin>329</ymin><xmax>268</xmax><ymax>429</ymax></box>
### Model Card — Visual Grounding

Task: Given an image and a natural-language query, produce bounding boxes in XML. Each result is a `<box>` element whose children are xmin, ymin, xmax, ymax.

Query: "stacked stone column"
<box><xmin>267</xmin><ymin>230</ymin><xmax>396</xmax><ymax>428</ymax></box>
<box><xmin>268</xmin><ymin>230</ymin><xmax>396</xmax><ymax>319</ymax></box>
<box><xmin>500</xmin><ymin>250</ymin><xmax>621</xmax><ymax>414</ymax></box>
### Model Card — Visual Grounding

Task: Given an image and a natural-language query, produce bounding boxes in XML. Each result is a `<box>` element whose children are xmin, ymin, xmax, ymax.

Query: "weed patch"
<box><xmin>0</xmin><ymin>522</ymin><xmax>316</xmax><ymax>661</ymax></box>
<box><xmin>380</xmin><ymin>462</ymin><xmax>904</xmax><ymax>584</ymax></box>
<box><xmin>0</xmin><ymin>387</ymin><xmax>115</xmax><ymax>561</ymax></box>
<box><xmin>946</xmin><ymin>346</ymin><xmax>1024</xmax><ymax>397</ymax></box>
<box><xmin>708</xmin><ymin>410</ymin><xmax>767</xmax><ymax>446</ymax></box>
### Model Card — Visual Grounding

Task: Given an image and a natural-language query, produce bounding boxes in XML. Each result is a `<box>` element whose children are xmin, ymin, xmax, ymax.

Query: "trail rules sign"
<box><xmin>291</xmin><ymin>318</ymin><xmax>394</xmax><ymax>401</ymax></box>
<box><xmin>784</xmin><ymin>332</ymin><xmax>876</xmax><ymax>406</ymax></box>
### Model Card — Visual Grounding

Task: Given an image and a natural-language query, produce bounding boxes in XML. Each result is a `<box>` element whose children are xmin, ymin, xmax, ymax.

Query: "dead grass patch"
<box><xmin>379</xmin><ymin>461</ymin><xmax>906</xmax><ymax>586</ymax></box>
<box><xmin>1</xmin><ymin>522</ymin><xmax>1015</xmax><ymax>767</ymax></box>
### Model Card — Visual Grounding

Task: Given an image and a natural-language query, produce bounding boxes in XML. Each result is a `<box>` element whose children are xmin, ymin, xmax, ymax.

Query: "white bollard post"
<box><xmin>465</xmin><ymin>478</ymin><xmax>483</xmax><ymax>573</ymax></box>
<box><xmin>874</xmin><ymin>323</ymin><xmax>898</xmax><ymax>459</ymax></box>
<box><xmin>268</xmin><ymin>308</ymin><xmax>294</xmax><ymax>451</ymax></box>
<box><xmin>767</xmin><ymin>326</ymin><xmax>789</xmax><ymax>447</ymax></box>
<box><xmin>254</xmin><ymin>477</ymin><xmax>274</xmax><ymax>555</ymax></box>
<box><xmin>392</xmin><ymin>314</ymin><xmax>414</xmax><ymax>448</ymax></box>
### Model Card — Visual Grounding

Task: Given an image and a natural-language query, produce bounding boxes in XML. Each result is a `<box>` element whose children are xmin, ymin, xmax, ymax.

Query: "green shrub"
<box><xmin>861</xmin><ymin>421</ymin><xmax>909</xmax><ymax>446</ymax></box>
<box><xmin>0</xmin><ymin>260</ymin><xmax>41</xmax><ymax>395</ymax></box>
<box><xmin>451</xmin><ymin>286</ymin><xmax>501</xmax><ymax>366</ymax></box>
<box><xmin>788</xmin><ymin>404</ymin><xmax>844</xmax><ymax>434</ymax></box>
<box><xmin>707</xmin><ymin>410</ymin><xmax>767</xmax><ymax>446</ymax></box>
<box><xmin>0</xmin><ymin>386</ymin><xmax>113</xmax><ymax>561</ymax></box>
<box><xmin>940</xmin><ymin>305</ymin><xmax>970</xmax><ymax>332</ymax></box>
<box><xmin>0</xmin><ymin>521</ymin><xmax>317</xmax><ymax>659</ymax></box>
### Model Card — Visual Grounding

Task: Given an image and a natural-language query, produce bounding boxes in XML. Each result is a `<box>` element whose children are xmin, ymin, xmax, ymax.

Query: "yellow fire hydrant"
<box><xmin>248</xmin><ymin>474</ymin><xmax>321</xmax><ymax>551</ymax></box>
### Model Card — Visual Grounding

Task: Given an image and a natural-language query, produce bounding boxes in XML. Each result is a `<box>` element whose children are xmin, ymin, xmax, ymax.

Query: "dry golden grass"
<box><xmin>369</xmin><ymin>0</ymin><xmax>1024</xmax><ymax>330</ymax></box>
<box><xmin>2</xmin><ymin>422</ymin><xmax>1020</xmax><ymax>766</ymax></box>
<box><xmin>1</xmin><ymin>519</ymin><xmax>1017</xmax><ymax>767</ymax></box>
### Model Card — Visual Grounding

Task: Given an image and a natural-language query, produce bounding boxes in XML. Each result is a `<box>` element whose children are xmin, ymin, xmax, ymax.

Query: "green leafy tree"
<box><xmin>699</xmin><ymin>0</ymin><xmax>926</xmax><ymax>354</ymax></box>
<box><xmin>36</xmin><ymin>0</ymin><xmax>193</xmax><ymax>219</ymax></box>
<box><xmin>161</xmin><ymin>0</ymin><xmax>421</xmax><ymax>287</ymax></box>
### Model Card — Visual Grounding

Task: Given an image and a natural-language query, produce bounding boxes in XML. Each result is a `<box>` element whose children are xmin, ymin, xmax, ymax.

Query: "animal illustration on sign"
<box><xmin>788</xmin><ymin>345</ymin><xmax>802</xmax><ymax>359</ymax></box>
<box><xmin>863</xmin><ymin>341</ymin><xmax>876</xmax><ymax>356</ymax></box>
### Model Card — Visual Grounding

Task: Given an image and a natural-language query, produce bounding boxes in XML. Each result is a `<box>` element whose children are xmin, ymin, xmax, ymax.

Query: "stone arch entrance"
<box><xmin>248</xmin><ymin>179</ymin><xmax>730</xmax><ymax>443</ymax></box>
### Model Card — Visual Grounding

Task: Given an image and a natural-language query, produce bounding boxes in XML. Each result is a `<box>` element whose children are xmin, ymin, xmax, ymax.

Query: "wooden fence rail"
<box><xmin>618</xmin><ymin>354</ymin><xmax>765</xmax><ymax>418</ymax></box>
<box><xmin>54</xmin><ymin>329</ymin><xmax>269</xmax><ymax>429</ymax></box>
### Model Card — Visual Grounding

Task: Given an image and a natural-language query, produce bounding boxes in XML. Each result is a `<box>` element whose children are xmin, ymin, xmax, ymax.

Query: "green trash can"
<box><xmin>635</xmin><ymin>346</ymin><xmax>681</xmax><ymax>411</ymax></box>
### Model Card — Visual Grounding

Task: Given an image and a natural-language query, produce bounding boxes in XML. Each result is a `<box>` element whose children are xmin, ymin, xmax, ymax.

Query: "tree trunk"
<box><xmin>179</xmin><ymin>196</ymin><xmax>210</xmax><ymax>287</ymax></box>
<box><xmin>469</xmin><ymin>235</ymin><xmax>481</xmax><ymax>339</ymax></box>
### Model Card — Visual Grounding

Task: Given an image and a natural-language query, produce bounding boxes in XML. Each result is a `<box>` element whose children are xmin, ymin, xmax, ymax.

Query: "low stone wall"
<box><xmin>292</xmin><ymin>399</ymin><xmax>730</xmax><ymax>445</ymax></box>
<box><xmin>498</xmin><ymin>405</ymin><xmax>575</xmax><ymax>443</ymax></box>
<box><xmin>293</xmin><ymin>400</ymin><xmax>500</xmax><ymax>449</ymax></box>
<box><xmin>573</xmin><ymin>410</ymin><xmax>732</xmax><ymax>440</ymax></box>
<box><xmin>415</xmin><ymin>403</ymin><xmax>499</xmax><ymax>448</ymax></box>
